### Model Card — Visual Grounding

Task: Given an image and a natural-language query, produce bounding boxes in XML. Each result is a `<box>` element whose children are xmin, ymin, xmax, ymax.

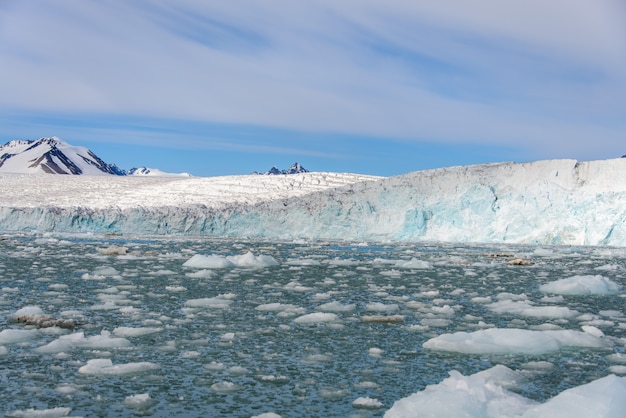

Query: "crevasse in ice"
<box><xmin>1</xmin><ymin>158</ymin><xmax>626</xmax><ymax>245</ymax></box>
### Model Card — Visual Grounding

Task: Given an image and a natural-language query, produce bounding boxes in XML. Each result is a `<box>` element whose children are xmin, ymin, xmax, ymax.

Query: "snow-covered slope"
<box><xmin>127</xmin><ymin>167</ymin><xmax>191</xmax><ymax>177</ymax></box>
<box><xmin>1</xmin><ymin>158</ymin><xmax>626</xmax><ymax>246</ymax></box>
<box><xmin>0</xmin><ymin>137</ymin><xmax>124</xmax><ymax>175</ymax></box>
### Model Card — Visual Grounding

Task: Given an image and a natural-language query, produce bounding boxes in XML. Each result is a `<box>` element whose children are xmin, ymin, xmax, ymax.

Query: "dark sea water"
<box><xmin>0</xmin><ymin>233</ymin><xmax>624</xmax><ymax>417</ymax></box>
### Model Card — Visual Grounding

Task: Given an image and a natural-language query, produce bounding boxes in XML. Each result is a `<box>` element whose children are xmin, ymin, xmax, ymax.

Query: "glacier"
<box><xmin>2</xmin><ymin>158</ymin><xmax>626</xmax><ymax>245</ymax></box>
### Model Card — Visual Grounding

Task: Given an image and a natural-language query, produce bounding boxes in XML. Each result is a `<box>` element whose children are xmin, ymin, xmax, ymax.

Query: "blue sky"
<box><xmin>1</xmin><ymin>1</ymin><xmax>625</xmax><ymax>176</ymax></box>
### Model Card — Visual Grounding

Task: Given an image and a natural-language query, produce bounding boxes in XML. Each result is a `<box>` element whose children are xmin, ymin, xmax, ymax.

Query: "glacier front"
<box><xmin>1</xmin><ymin>158</ymin><xmax>626</xmax><ymax>246</ymax></box>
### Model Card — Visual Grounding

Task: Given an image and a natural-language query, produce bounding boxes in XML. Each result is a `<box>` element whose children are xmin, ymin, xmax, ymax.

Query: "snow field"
<box><xmin>0</xmin><ymin>171</ymin><xmax>381</xmax><ymax>209</ymax></box>
<box><xmin>3</xmin><ymin>158</ymin><xmax>626</xmax><ymax>245</ymax></box>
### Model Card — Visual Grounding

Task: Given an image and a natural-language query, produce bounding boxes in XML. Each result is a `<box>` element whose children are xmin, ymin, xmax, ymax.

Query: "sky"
<box><xmin>1</xmin><ymin>0</ymin><xmax>625</xmax><ymax>177</ymax></box>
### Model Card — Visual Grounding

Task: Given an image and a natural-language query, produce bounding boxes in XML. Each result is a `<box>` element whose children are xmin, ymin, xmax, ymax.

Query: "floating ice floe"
<box><xmin>394</xmin><ymin>258</ymin><xmax>432</xmax><ymax>269</ymax></box>
<box><xmin>0</xmin><ymin>328</ymin><xmax>39</xmax><ymax>344</ymax></box>
<box><xmin>183</xmin><ymin>252</ymin><xmax>278</xmax><ymax>269</ymax></box>
<box><xmin>112</xmin><ymin>326</ymin><xmax>163</xmax><ymax>337</ymax></box>
<box><xmin>361</xmin><ymin>315</ymin><xmax>405</xmax><ymax>323</ymax></box>
<box><xmin>4</xmin><ymin>406</ymin><xmax>73</xmax><ymax>417</ymax></box>
<box><xmin>255</xmin><ymin>303</ymin><xmax>306</xmax><ymax>317</ymax></box>
<box><xmin>423</xmin><ymin>328</ymin><xmax>611</xmax><ymax>355</ymax></box>
<box><xmin>78</xmin><ymin>358</ymin><xmax>160</xmax><ymax>375</ymax></box>
<box><xmin>315</xmin><ymin>301</ymin><xmax>356</xmax><ymax>312</ymax></box>
<box><xmin>86</xmin><ymin>266</ymin><xmax>120</xmax><ymax>278</ymax></box>
<box><xmin>384</xmin><ymin>365</ymin><xmax>626</xmax><ymax>418</ymax></box>
<box><xmin>210</xmin><ymin>381</ymin><xmax>240</xmax><ymax>393</ymax></box>
<box><xmin>539</xmin><ymin>275</ymin><xmax>622</xmax><ymax>295</ymax></box>
<box><xmin>184</xmin><ymin>294</ymin><xmax>235</xmax><ymax>310</ymax></box>
<box><xmin>353</xmin><ymin>397</ymin><xmax>384</xmax><ymax>409</ymax></box>
<box><xmin>98</xmin><ymin>245</ymin><xmax>128</xmax><ymax>255</ymax></box>
<box><xmin>368</xmin><ymin>347</ymin><xmax>384</xmax><ymax>357</ymax></box>
<box><xmin>123</xmin><ymin>393</ymin><xmax>156</xmax><ymax>410</ymax></box>
<box><xmin>366</xmin><ymin>302</ymin><xmax>399</xmax><ymax>312</ymax></box>
<box><xmin>285</xmin><ymin>258</ymin><xmax>321</xmax><ymax>266</ymax></box>
<box><xmin>10</xmin><ymin>306</ymin><xmax>79</xmax><ymax>329</ymax></box>
<box><xmin>486</xmin><ymin>299</ymin><xmax>578</xmax><ymax>318</ymax></box>
<box><xmin>293</xmin><ymin>312</ymin><xmax>339</xmax><ymax>324</ymax></box>
<box><xmin>35</xmin><ymin>331</ymin><xmax>132</xmax><ymax>354</ymax></box>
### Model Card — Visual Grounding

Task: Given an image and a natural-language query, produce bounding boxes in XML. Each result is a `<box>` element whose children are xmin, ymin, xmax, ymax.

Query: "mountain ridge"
<box><xmin>255</xmin><ymin>162</ymin><xmax>309</xmax><ymax>175</ymax></box>
<box><xmin>0</xmin><ymin>137</ymin><xmax>125</xmax><ymax>175</ymax></box>
<box><xmin>0</xmin><ymin>137</ymin><xmax>187</xmax><ymax>176</ymax></box>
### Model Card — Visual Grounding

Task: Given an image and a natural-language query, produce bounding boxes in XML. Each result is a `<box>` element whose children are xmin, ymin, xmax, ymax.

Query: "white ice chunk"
<box><xmin>539</xmin><ymin>275</ymin><xmax>622</xmax><ymax>295</ymax></box>
<box><xmin>35</xmin><ymin>331</ymin><xmax>131</xmax><ymax>353</ymax></box>
<box><xmin>12</xmin><ymin>306</ymin><xmax>45</xmax><ymax>317</ymax></box>
<box><xmin>183</xmin><ymin>254</ymin><xmax>234</xmax><ymax>269</ymax></box>
<box><xmin>353</xmin><ymin>397</ymin><xmax>384</xmax><ymax>409</ymax></box>
<box><xmin>609</xmin><ymin>366</ymin><xmax>626</xmax><ymax>375</ymax></box>
<box><xmin>385</xmin><ymin>365</ymin><xmax>533</xmax><ymax>418</ymax></box>
<box><xmin>316</xmin><ymin>301</ymin><xmax>356</xmax><ymax>312</ymax></box>
<box><xmin>0</xmin><ymin>329</ymin><xmax>39</xmax><ymax>344</ymax></box>
<box><xmin>581</xmin><ymin>325</ymin><xmax>605</xmax><ymax>337</ymax></box>
<box><xmin>227</xmin><ymin>366</ymin><xmax>248</xmax><ymax>375</ymax></box>
<box><xmin>4</xmin><ymin>407</ymin><xmax>73</xmax><ymax>417</ymax></box>
<box><xmin>519</xmin><ymin>374</ymin><xmax>626</xmax><ymax>418</ymax></box>
<box><xmin>210</xmin><ymin>381</ymin><xmax>240</xmax><ymax>393</ymax></box>
<box><xmin>255</xmin><ymin>303</ymin><xmax>296</xmax><ymax>311</ymax></box>
<box><xmin>369</xmin><ymin>347</ymin><xmax>384</xmax><ymax>357</ymax></box>
<box><xmin>123</xmin><ymin>393</ymin><xmax>155</xmax><ymax>410</ymax></box>
<box><xmin>183</xmin><ymin>252</ymin><xmax>278</xmax><ymax>269</ymax></box>
<box><xmin>98</xmin><ymin>246</ymin><xmax>128</xmax><ymax>255</ymax></box>
<box><xmin>184</xmin><ymin>294</ymin><xmax>234</xmax><ymax>309</ymax></box>
<box><xmin>78</xmin><ymin>358</ymin><xmax>159</xmax><ymax>375</ymax></box>
<box><xmin>93</xmin><ymin>266</ymin><xmax>119</xmax><ymax>276</ymax></box>
<box><xmin>395</xmin><ymin>258</ymin><xmax>432</xmax><ymax>269</ymax></box>
<box><xmin>221</xmin><ymin>332</ymin><xmax>236</xmax><ymax>341</ymax></box>
<box><xmin>486</xmin><ymin>300</ymin><xmax>578</xmax><ymax>318</ymax></box>
<box><xmin>385</xmin><ymin>366</ymin><xmax>626</xmax><ymax>418</ymax></box>
<box><xmin>294</xmin><ymin>312</ymin><xmax>339</xmax><ymax>324</ymax></box>
<box><xmin>112</xmin><ymin>327</ymin><xmax>163</xmax><ymax>337</ymax></box>
<box><xmin>185</xmin><ymin>269</ymin><xmax>214</xmax><ymax>278</ymax></box>
<box><xmin>607</xmin><ymin>353</ymin><xmax>626</xmax><ymax>364</ymax></box>
<box><xmin>302</xmin><ymin>354</ymin><xmax>333</xmax><ymax>364</ymax></box>
<box><xmin>366</xmin><ymin>302</ymin><xmax>399</xmax><ymax>312</ymax></box>
<box><xmin>228</xmin><ymin>252</ymin><xmax>279</xmax><ymax>268</ymax></box>
<box><xmin>255</xmin><ymin>303</ymin><xmax>306</xmax><ymax>317</ymax></box>
<box><xmin>205</xmin><ymin>361</ymin><xmax>226</xmax><ymax>371</ymax></box>
<box><xmin>286</xmin><ymin>258</ymin><xmax>321</xmax><ymax>266</ymax></box>
<box><xmin>423</xmin><ymin>328</ymin><xmax>610</xmax><ymax>355</ymax></box>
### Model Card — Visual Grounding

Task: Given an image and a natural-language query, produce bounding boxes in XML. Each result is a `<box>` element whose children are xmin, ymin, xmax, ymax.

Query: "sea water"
<box><xmin>0</xmin><ymin>233</ymin><xmax>624</xmax><ymax>417</ymax></box>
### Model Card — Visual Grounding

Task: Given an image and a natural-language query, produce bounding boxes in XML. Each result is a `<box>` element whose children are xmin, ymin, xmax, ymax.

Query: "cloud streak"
<box><xmin>1</xmin><ymin>0</ymin><xmax>625</xmax><ymax>165</ymax></box>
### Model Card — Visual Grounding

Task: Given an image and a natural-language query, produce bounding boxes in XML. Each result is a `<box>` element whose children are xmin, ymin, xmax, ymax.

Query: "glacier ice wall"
<box><xmin>2</xmin><ymin>159</ymin><xmax>626</xmax><ymax>245</ymax></box>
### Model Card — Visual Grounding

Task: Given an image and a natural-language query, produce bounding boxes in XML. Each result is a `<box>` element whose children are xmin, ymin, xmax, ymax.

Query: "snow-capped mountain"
<box><xmin>259</xmin><ymin>162</ymin><xmax>309</xmax><ymax>175</ymax></box>
<box><xmin>0</xmin><ymin>137</ymin><xmax>189</xmax><ymax>176</ymax></box>
<box><xmin>127</xmin><ymin>167</ymin><xmax>191</xmax><ymax>177</ymax></box>
<box><xmin>0</xmin><ymin>137</ymin><xmax>125</xmax><ymax>175</ymax></box>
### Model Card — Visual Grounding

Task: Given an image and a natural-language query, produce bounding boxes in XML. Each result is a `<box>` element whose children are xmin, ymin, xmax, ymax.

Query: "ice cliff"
<box><xmin>1</xmin><ymin>158</ymin><xmax>626</xmax><ymax>246</ymax></box>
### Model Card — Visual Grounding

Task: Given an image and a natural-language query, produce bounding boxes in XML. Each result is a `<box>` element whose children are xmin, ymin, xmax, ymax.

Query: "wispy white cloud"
<box><xmin>1</xmin><ymin>0</ymin><xmax>625</xmax><ymax>161</ymax></box>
